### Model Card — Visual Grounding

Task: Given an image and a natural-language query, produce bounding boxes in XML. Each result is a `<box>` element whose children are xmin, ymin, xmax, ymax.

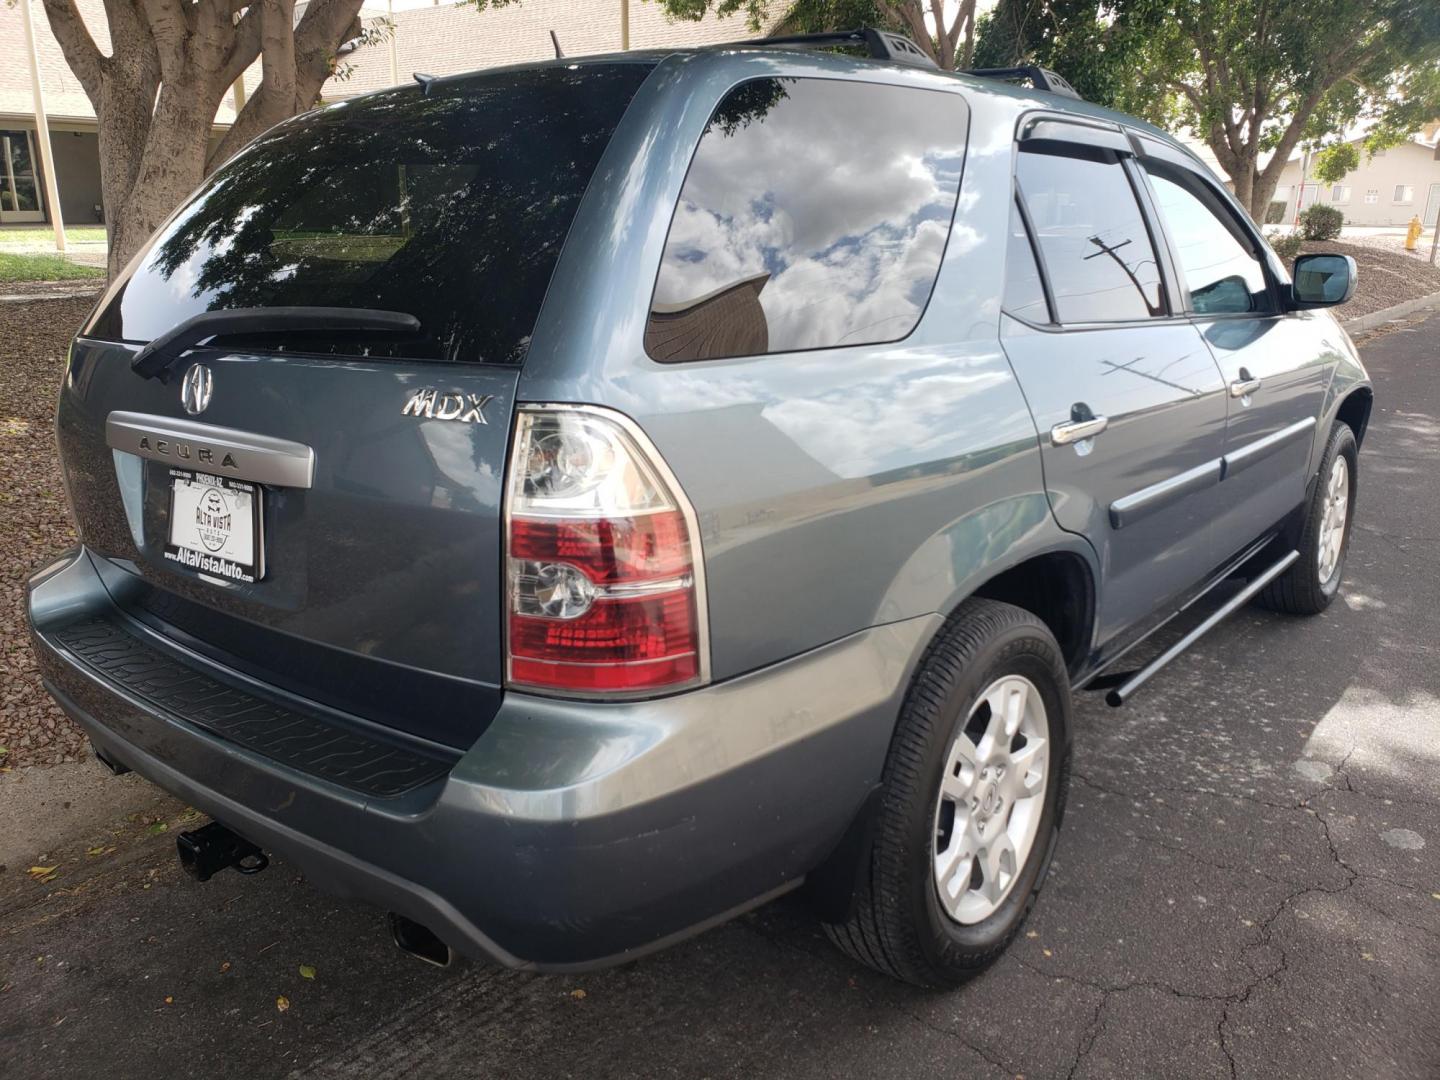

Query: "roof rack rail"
<box><xmin>733</xmin><ymin>27</ymin><xmax>937</xmax><ymax>71</ymax></box>
<box><xmin>961</xmin><ymin>65</ymin><xmax>1082</xmax><ymax>100</ymax></box>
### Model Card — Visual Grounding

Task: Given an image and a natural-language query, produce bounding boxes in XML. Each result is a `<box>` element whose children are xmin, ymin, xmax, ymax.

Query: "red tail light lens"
<box><xmin>504</xmin><ymin>406</ymin><xmax>707</xmax><ymax>696</ymax></box>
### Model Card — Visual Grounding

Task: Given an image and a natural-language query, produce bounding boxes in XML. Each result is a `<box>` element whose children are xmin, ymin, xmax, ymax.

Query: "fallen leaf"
<box><xmin>1025</xmin><ymin>930</ymin><xmax>1039</xmax><ymax>939</ymax></box>
<box><xmin>1360</xmin><ymin>952</ymin><xmax>1374</xmax><ymax>962</ymax></box>
<box><xmin>220</xmin><ymin>961</ymin><xmax>232</xmax><ymax>974</ymax></box>
<box><xmin>85</xmin><ymin>846</ymin><xmax>106</xmax><ymax>857</ymax></box>
<box><xmin>570</xmin><ymin>988</ymin><xmax>587</xmax><ymax>1000</ymax></box>
<box><xmin>276</xmin><ymin>996</ymin><xmax>290</xmax><ymax>1013</ymax></box>
<box><xmin>146</xmin><ymin>823</ymin><xmax>169</xmax><ymax>836</ymax></box>
<box><xmin>1431</xmin><ymin>893</ymin><xmax>1440</xmax><ymax>901</ymax></box>
<box><xmin>299</xmin><ymin>965</ymin><xmax>316</xmax><ymax>980</ymax></box>
<box><xmin>27</xmin><ymin>866</ymin><xmax>58</xmax><ymax>880</ymax></box>
<box><xmin>1042</xmin><ymin>949</ymin><xmax>1053</xmax><ymax>958</ymax></box>
<box><xmin>164</xmin><ymin>996</ymin><xmax>174</xmax><ymax>1005</ymax></box>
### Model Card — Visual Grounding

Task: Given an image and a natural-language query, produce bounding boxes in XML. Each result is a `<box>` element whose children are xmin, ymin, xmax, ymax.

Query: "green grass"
<box><xmin>0</xmin><ymin>224</ymin><xmax>107</xmax><ymax>244</ymax></box>
<box><xmin>0</xmin><ymin>251</ymin><xmax>105</xmax><ymax>282</ymax></box>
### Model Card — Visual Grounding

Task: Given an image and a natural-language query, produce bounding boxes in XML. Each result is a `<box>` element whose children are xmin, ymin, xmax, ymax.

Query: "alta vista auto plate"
<box><xmin>165</xmin><ymin>469</ymin><xmax>263</xmax><ymax>583</ymax></box>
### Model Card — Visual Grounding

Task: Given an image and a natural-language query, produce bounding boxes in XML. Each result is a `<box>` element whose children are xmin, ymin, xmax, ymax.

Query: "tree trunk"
<box><xmin>42</xmin><ymin>0</ymin><xmax>367</xmax><ymax>281</ymax></box>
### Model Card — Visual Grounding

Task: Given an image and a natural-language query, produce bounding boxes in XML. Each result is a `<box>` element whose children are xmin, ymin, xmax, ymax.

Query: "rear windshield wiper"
<box><xmin>130</xmin><ymin>306</ymin><xmax>423</xmax><ymax>380</ymax></box>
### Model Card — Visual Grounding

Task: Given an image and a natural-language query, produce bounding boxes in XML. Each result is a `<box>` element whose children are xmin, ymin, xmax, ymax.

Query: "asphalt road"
<box><xmin>3</xmin><ymin>316</ymin><xmax>1438</xmax><ymax>1079</ymax></box>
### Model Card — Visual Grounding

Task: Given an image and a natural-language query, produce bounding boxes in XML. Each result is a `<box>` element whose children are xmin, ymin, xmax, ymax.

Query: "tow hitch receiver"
<box><xmin>176</xmin><ymin>821</ymin><xmax>270</xmax><ymax>882</ymax></box>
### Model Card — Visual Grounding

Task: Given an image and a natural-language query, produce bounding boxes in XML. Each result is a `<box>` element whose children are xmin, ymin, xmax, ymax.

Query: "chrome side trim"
<box><xmin>1221</xmin><ymin>416</ymin><xmax>1317</xmax><ymax>479</ymax></box>
<box><xmin>105</xmin><ymin>412</ymin><xmax>315</xmax><ymax>489</ymax></box>
<box><xmin>1109</xmin><ymin>459</ymin><xmax>1222</xmax><ymax>529</ymax></box>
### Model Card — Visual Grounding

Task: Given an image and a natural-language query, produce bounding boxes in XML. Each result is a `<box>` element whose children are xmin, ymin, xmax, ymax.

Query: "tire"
<box><xmin>823</xmin><ymin>598</ymin><xmax>1072</xmax><ymax>989</ymax></box>
<box><xmin>1256</xmin><ymin>422</ymin><xmax>1358</xmax><ymax>616</ymax></box>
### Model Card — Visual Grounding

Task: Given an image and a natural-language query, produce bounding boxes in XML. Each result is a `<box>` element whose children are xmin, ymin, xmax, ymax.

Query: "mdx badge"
<box><xmin>402</xmin><ymin>389</ymin><xmax>493</xmax><ymax>424</ymax></box>
<box><xmin>180</xmin><ymin>362</ymin><xmax>213</xmax><ymax>415</ymax></box>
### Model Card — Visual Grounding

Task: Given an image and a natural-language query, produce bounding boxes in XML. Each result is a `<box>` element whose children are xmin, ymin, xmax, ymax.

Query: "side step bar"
<box><xmin>1106</xmin><ymin>550</ymin><xmax>1299</xmax><ymax>707</ymax></box>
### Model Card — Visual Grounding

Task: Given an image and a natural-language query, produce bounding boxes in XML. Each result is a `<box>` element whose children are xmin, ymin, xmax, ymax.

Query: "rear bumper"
<box><xmin>27</xmin><ymin>547</ymin><xmax>935</xmax><ymax>970</ymax></box>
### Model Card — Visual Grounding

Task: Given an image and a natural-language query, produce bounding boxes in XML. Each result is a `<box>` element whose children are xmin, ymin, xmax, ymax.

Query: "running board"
<box><xmin>1105</xmin><ymin>549</ymin><xmax>1299</xmax><ymax>707</ymax></box>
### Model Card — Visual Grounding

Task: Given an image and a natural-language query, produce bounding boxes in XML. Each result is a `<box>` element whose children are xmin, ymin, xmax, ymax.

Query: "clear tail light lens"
<box><xmin>504</xmin><ymin>406</ymin><xmax>708</xmax><ymax>696</ymax></box>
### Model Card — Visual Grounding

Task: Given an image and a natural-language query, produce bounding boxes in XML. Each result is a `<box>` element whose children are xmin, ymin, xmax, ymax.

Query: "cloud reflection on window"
<box><xmin>646</xmin><ymin>78</ymin><xmax>968</xmax><ymax>362</ymax></box>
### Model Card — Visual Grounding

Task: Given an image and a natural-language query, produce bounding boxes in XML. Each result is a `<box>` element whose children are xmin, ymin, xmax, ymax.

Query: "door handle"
<box><xmin>1050</xmin><ymin>414</ymin><xmax>1109</xmax><ymax>446</ymax></box>
<box><xmin>1229</xmin><ymin>369</ymin><xmax>1262</xmax><ymax>398</ymax></box>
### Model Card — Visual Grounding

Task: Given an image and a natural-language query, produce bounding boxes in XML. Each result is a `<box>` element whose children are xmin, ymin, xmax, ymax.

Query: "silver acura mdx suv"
<box><xmin>27</xmin><ymin>29</ymin><xmax>1370</xmax><ymax>986</ymax></box>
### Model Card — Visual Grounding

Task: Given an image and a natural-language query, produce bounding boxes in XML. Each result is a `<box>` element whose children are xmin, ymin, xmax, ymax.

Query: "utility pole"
<box><xmin>388</xmin><ymin>0</ymin><xmax>400</xmax><ymax>86</ymax></box>
<box><xmin>20</xmin><ymin>0</ymin><xmax>66</xmax><ymax>254</ymax></box>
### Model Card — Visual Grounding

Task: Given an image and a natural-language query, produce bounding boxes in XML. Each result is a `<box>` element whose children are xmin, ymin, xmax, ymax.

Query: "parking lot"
<box><xmin>1</xmin><ymin>314</ymin><xmax>1437</xmax><ymax>1079</ymax></box>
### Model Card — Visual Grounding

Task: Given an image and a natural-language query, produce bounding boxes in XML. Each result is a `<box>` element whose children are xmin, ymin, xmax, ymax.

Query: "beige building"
<box><xmin>0</xmin><ymin>0</ymin><xmax>772</xmax><ymax>227</ymax></box>
<box><xmin>329</xmin><ymin>0</ymin><xmax>778</xmax><ymax>100</ymax></box>
<box><xmin>1272</xmin><ymin>126</ymin><xmax>1440</xmax><ymax>228</ymax></box>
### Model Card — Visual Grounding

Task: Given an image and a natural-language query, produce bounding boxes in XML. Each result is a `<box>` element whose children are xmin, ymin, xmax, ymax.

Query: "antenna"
<box><xmin>549</xmin><ymin>29</ymin><xmax>564</xmax><ymax>59</ymax></box>
<box><xmin>413</xmin><ymin>71</ymin><xmax>436</xmax><ymax>96</ymax></box>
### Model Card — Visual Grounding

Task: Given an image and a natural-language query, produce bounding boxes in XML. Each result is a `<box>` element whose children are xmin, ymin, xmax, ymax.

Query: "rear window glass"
<box><xmin>645</xmin><ymin>77</ymin><xmax>967</xmax><ymax>362</ymax></box>
<box><xmin>86</xmin><ymin>63</ymin><xmax>653</xmax><ymax>365</ymax></box>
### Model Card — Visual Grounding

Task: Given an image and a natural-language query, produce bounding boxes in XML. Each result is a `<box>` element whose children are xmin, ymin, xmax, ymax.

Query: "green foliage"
<box><xmin>1266</xmin><ymin>230</ymin><xmax>1303</xmax><ymax>261</ymax></box>
<box><xmin>1299</xmin><ymin>204</ymin><xmax>1344</xmax><ymax>241</ymax></box>
<box><xmin>973</xmin><ymin>0</ymin><xmax>1440</xmax><ymax>216</ymax></box>
<box><xmin>1312</xmin><ymin>142</ymin><xmax>1359</xmax><ymax>185</ymax></box>
<box><xmin>973</xmin><ymin>0</ymin><xmax>1163</xmax><ymax>113</ymax></box>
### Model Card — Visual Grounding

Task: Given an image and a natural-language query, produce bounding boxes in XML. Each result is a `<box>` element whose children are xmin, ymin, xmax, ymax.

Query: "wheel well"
<box><xmin>971</xmin><ymin>552</ymin><xmax>1093</xmax><ymax>676</ymax></box>
<box><xmin>1336</xmin><ymin>388</ymin><xmax>1373</xmax><ymax>447</ymax></box>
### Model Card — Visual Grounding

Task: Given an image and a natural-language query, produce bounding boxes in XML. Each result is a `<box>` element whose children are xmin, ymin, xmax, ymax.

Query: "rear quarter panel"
<box><xmin>520</xmin><ymin>53</ymin><xmax>1094</xmax><ymax>680</ymax></box>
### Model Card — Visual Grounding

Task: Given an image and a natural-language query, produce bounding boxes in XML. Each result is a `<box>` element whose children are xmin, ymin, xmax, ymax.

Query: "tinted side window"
<box><xmin>646</xmin><ymin>78</ymin><xmax>968</xmax><ymax>362</ymax></box>
<box><xmin>1143</xmin><ymin>164</ymin><xmax>1272</xmax><ymax>315</ymax></box>
<box><xmin>1015</xmin><ymin>148</ymin><xmax>1164</xmax><ymax>323</ymax></box>
<box><xmin>1003</xmin><ymin>199</ymin><xmax>1050</xmax><ymax>323</ymax></box>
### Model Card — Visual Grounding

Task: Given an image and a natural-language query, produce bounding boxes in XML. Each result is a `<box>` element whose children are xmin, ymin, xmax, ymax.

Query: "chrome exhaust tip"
<box><xmin>388</xmin><ymin>912</ymin><xmax>453</xmax><ymax>968</ymax></box>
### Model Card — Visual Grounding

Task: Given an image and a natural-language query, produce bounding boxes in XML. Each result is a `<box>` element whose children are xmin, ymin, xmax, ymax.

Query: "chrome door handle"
<box><xmin>1230</xmin><ymin>376</ymin><xmax>1262</xmax><ymax>398</ymax></box>
<box><xmin>1050</xmin><ymin>415</ymin><xmax>1109</xmax><ymax>446</ymax></box>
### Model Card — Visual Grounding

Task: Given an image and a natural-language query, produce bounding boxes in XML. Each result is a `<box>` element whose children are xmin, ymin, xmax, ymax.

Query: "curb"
<box><xmin>1343</xmin><ymin>290</ymin><xmax>1440</xmax><ymax>335</ymax></box>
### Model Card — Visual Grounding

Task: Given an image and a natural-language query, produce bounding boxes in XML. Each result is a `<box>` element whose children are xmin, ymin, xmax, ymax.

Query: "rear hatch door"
<box><xmin>59</xmin><ymin>62</ymin><xmax>655</xmax><ymax>748</ymax></box>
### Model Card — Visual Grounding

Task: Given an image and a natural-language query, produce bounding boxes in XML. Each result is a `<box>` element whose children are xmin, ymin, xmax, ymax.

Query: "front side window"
<box><xmin>1014</xmin><ymin>147</ymin><xmax>1164</xmax><ymax>323</ymax></box>
<box><xmin>646</xmin><ymin>78</ymin><xmax>968</xmax><ymax>362</ymax></box>
<box><xmin>1143</xmin><ymin>163</ymin><xmax>1272</xmax><ymax>316</ymax></box>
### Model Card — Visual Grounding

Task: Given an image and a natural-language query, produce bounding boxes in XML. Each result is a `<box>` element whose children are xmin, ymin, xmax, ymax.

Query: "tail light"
<box><xmin>503</xmin><ymin>404</ymin><xmax>709</xmax><ymax>696</ymax></box>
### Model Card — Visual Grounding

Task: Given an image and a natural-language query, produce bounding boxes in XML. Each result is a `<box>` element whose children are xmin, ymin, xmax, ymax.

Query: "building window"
<box><xmin>1331</xmin><ymin>184</ymin><xmax>1350</xmax><ymax>203</ymax></box>
<box><xmin>1394</xmin><ymin>184</ymin><xmax>1414</xmax><ymax>203</ymax></box>
<box><xmin>1364</xmin><ymin>189</ymin><xmax>1379</xmax><ymax>204</ymax></box>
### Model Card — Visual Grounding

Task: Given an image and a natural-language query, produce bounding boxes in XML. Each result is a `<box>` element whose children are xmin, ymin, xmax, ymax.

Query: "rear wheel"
<box><xmin>823</xmin><ymin>599</ymin><xmax>1071</xmax><ymax>988</ymax></box>
<box><xmin>1257</xmin><ymin>422</ymin><xmax>1357</xmax><ymax>616</ymax></box>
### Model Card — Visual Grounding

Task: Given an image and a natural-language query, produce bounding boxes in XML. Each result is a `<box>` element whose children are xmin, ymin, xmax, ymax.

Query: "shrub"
<box><xmin>1265</xmin><ymin>200</ymin><xmax>1287</xmax><ymax>224</ymax></box>
<box><xmin>1299</xmin><ymin>203</ymin><xmax>1344</xmax><ymax>241</ymax></box>
<box><xmin>1266</xmin><ymin>231</ymin><xmax>1303</xmax><ymax>261</ymax></box>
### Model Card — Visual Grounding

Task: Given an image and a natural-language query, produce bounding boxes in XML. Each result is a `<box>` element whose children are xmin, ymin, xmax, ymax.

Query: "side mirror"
<box><xmin>1291</xmin><ymin>253</ymin><xmax>1357</xmax><ymax>308</ymax></box>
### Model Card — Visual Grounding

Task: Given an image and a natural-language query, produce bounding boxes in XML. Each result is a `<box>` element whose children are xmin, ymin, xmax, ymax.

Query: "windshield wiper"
<box><xmin>130</xmin><ymin>306</ymin><xmax>423</xmax><ymax>380</ymax></box>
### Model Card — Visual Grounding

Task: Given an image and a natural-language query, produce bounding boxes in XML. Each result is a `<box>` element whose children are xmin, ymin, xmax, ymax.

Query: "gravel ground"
<box><xmin>1296</xmin><ymin>239</ymin><xmax>1440</xmax><ymax>319</ymax></box>
<box><xmin>0</xmin><ymin>293</ymin><xmax>95</xmax><ymax>768</ymax></box>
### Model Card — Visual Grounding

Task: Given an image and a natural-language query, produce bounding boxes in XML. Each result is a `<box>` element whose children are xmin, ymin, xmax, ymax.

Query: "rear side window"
<box><xmin>1003</xmin><ymin>199</ymin><xmax>1050</xmax><ymax>323</ymax></box>
<box><xmin>86</xmin><ymin>64</ymin><xmax>654</xmax><ymax>365</ymax></box>
<box><xmin>646</xmin><ymin>77</ymin><xmax>968</xmax><ymax>362</ymax></box>
<box><xmin>1015</xmin><ymin>147</ymin><xmax>1164</xmax><ymax>323</ymax></box>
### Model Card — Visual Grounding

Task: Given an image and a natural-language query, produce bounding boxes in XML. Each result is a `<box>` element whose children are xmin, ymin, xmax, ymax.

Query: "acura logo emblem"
<box><xmin>180</xmin><ymin>363</ymin><xmax>213</xmax><ymax>416</ymax></box>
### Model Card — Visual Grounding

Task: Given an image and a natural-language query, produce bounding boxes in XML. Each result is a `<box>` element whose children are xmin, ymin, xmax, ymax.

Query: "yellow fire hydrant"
<box><xmin>1406</xmin><ymin>215</ymin><xmax>1424</xmax><ymax>251</ymax></box>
